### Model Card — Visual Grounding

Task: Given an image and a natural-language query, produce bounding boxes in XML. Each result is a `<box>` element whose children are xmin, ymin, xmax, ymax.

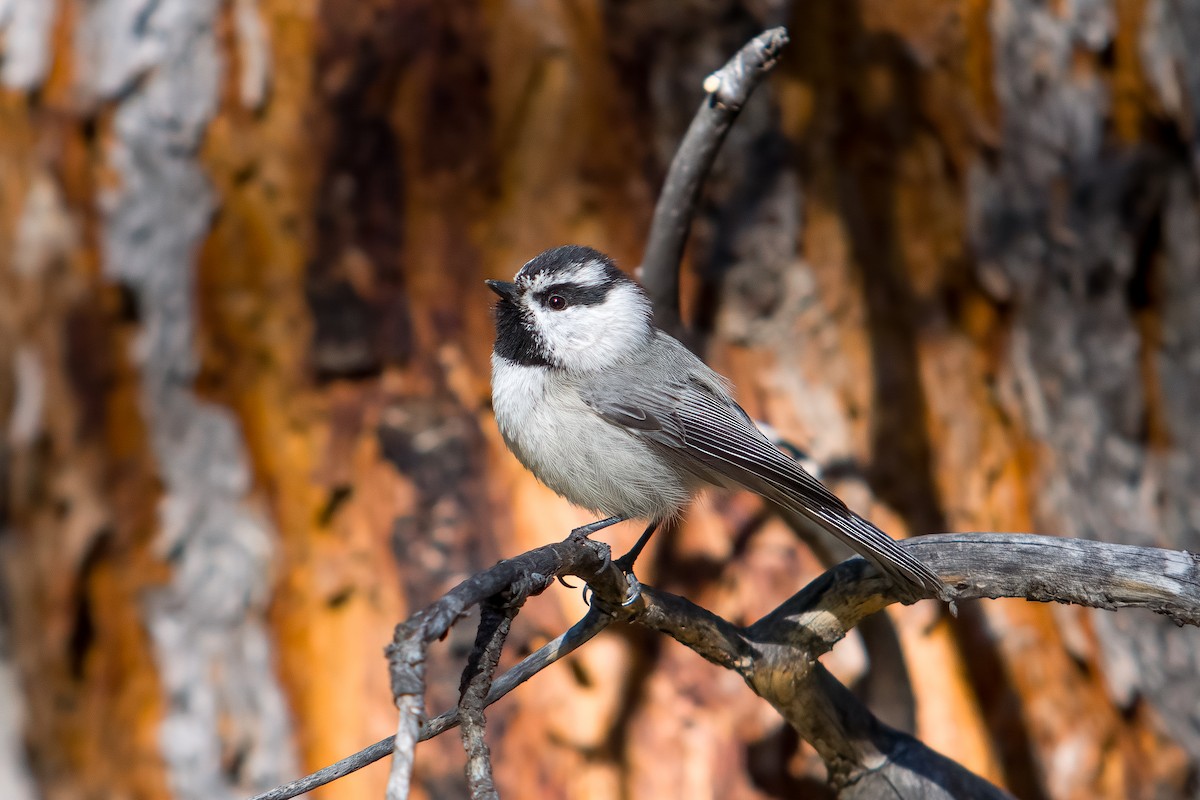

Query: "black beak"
<box><xmin>486</xmin><ymin>280</ymin><xmax>518</xmax><ymax>301</ymax></box>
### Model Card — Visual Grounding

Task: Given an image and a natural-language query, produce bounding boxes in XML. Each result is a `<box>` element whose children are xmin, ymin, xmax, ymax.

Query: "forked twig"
<box><xmin>246</xmin><ymin>605</ymin><xmax>615</xmax><ymax>800</ymax></box>
<box><xmin>382</xmin><ymin>534</ymin><xmax>632</xmax><ymax>800</ymax></box>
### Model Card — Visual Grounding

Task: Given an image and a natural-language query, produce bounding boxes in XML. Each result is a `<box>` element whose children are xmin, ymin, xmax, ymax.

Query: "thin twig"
<box><xmin>423</xmin><ymin>604</ymin><xmax>615</xmax><ymax>739</ymax></box>
<box><xmin>640</xmin><ymin>26</ymin><xmax>790</xmax><ymax>336</ymax></box>
<box><xmin>253</xmin><ymin>737</ymin><xmax>394</xmax><ymax>800</ymax></box>
<box><xmin>459</xmin><ymin>601</ymin><xmax>518</xmax><ymax>800</ymax></box>
<box><xmin>384</xmin><ymin>697</ymin><xmax>422</xmax><ymax>800</ymax></box>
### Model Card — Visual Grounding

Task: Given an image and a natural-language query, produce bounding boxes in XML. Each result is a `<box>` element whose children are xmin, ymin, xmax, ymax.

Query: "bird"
<box><xmin>486</xmin><ymin>244</ymin><xmax>945</xmax><ymax>599</ymax></box>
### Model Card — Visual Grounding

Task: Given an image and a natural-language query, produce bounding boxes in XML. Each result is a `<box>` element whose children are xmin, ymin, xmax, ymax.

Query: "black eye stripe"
<box><xmin>534</xmin><ymin>281</ymin><xmax>613</xmax><ymax>308</ymax></box>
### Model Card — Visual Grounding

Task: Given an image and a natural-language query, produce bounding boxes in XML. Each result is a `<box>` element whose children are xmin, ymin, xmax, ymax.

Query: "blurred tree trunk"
<box><xmin>1</xmin><ymin>1</ymin><xmax>1198</xmax><ymax>799</ymax></box>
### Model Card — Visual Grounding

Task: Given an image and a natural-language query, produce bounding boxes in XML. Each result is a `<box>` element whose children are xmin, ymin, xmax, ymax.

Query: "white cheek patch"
<box><xmin>527</xmin><ymin>303</ymin><xmax>585</xmax><ymax>356</ymax></box>
<box><xmin>534</xmin><ymin>282</ymin><xmax>652</xmax><ymax>372</ymax></box>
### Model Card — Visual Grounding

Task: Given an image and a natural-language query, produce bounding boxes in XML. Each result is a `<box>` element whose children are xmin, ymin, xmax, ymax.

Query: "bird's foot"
<box><xmin>620</xmin><ymin>572</ymin><xmax>643</xmax><ymax>607</ymax></box>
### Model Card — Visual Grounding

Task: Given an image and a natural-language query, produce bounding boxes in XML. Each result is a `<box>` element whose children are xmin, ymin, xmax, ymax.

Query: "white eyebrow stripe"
<box><xmin>571</xmin><ymin>261</ymin><xmax>609</xmax><ymax>286</ymax></box>
<box><xmin>521</xmin><ymin>259</ymin><xmax>613</xmax><ymax>292</ymax></box>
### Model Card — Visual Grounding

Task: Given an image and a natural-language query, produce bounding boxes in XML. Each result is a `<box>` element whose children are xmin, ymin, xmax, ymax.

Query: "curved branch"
<box><xmin>639</xmin><ymin>27</ymin><xmax>790</xmax><ymax>336</ymax></box>
<box><xmin>383</xmin><ymin>533</ymin><xmax>635</xmax><ymax>799</ymax></box>
<box><xmin>748</xmin><ymin>534</ymin><xmax>1198</xmax><ymax>794</ymax></box>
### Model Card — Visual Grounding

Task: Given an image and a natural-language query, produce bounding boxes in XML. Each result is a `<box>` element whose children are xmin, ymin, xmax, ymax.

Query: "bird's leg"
<box><xmin>615</xmin><ymin>521</ymin><xmax>660</xmax><ymax>571</ymax></box>
<box><xmin>570</xmin><ymin>515</ymin><xmax>624</xmax><ymax>539</ymax></box>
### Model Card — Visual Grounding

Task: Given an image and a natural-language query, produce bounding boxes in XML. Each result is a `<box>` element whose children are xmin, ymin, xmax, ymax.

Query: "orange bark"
<box><xmin>2</xmin><ymin>2</ymin><xmax>1199</xmax><ymax>799</ymax></box>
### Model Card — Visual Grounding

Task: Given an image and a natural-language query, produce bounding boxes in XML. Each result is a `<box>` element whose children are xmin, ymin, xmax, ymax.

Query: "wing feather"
<box><xmin>584</xmin><ymin>376</ymin><xmax>944</xmax><ymax>597</ymax></box>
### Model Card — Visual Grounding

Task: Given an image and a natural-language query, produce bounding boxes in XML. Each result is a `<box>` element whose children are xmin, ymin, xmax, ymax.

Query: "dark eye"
<box><xmin>547</xmin><ymin>294</ymin><xmax>568</xmax><ymax>310</ymax></box>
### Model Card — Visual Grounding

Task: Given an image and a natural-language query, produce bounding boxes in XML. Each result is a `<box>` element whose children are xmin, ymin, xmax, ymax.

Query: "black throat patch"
<box><xmin>493</xmin><ymin>298</ymin><xmax>553</xmax><ymax>367</ymax></box>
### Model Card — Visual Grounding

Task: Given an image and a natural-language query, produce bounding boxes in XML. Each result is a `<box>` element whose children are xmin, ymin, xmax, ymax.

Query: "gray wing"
<box><xmin>581</xmin><ymin>357</ymin><xmax>944</xmax><ymax>598</ymax></box>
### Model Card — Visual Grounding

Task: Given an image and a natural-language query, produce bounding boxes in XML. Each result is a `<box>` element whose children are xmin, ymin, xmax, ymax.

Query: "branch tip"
<box><xmin>640</xmin><ymin>27</ymin><xmax>791</xmax><ymax>336</ymax></box>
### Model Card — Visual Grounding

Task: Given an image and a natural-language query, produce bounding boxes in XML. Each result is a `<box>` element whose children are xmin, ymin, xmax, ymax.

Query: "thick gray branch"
<box><xmin>753</xmin><ymin>533</ymin><xmax>1200</xmax><ymax>658</ymax></box>
<box><xmin>792</xmin><ymin>665</ymin><xmax>1016</xmax><ymax>799</ymax></box>
<box><xmin>620</xmin><ymin>534</ymin><xmax>1197</xmax><ymax>796</ymax></box>
<box><xmin>734</xmin><ymin>534</ymin><xmax>1200</xmax><ymax>795</ymax></box>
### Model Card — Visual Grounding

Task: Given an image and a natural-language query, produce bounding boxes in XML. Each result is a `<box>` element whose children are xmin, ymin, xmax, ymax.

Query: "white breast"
<box><xmin>490</xmin><ymin>355</ymin><xmax>696</xmax><ymax>521</ymax></box>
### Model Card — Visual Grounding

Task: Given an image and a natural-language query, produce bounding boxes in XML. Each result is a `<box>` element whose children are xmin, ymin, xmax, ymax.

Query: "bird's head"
<box><xmin>487</xmin><ymin>246</ymin><xmax>653</xmax><ymax>372</ymax></box>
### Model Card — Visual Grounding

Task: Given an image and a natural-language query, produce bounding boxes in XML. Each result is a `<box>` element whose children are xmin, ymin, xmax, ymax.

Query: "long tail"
<box><xmin>666</xmin><ymin>387</ymin><xmax>947</xmax><ymax>600</ymax></box>
<box><xmin>768</xmin><ymin>489</ymin><xmax>946</xmax><ymax>600</ymax></box>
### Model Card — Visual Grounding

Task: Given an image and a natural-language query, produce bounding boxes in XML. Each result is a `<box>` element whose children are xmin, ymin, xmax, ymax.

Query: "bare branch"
<box><xmin>627</xmin><ymin>534</ymin><xmax>1200</xmax><ymax>702</ymax></box>
<box><xmin>382</xmin><ymin>533</ymin><xmax>636</xmax><ymax>800</ymax></box>
<box><xmin>753</xmin><ymin>533</ymin><xmax>1200</xmax><ymax>657</ymax></box>
<box><xmin>632</xmin><ymin>585</ymin><xmax>755</xmax><ymax>670</ymax></box>
<box><xmin>794</xmin><ymin>665</ymin><xmax>1017</xmax><ymax>800</ymax></box>
<box><xmin>774</xmin><ymin>535</ymin><xmax>1197</xmax><ymax>792</ymax></box>
<box><xmin>385</xmin><ymin>626</ymin><xmax>425</xmax><ymax>800</ymax></box>
<box><xmin>248</xmin><ymin>738</ymin><xmax>395</xmax><ymax>800</ymax></box>
<box><xmin>639</xmin><ymin>27</ymin><xmax>790</xmax><ymax>336</ymax></box>
<box><xmin>620</xmin><ymin>581</ymin><xmax>1013</xmax><ymax>796</ymax></box>
<box><xmin>424</xmin><ymin>604</ymin><xmax>614</xmax><ymax>738</ymax></box>
<box><xmin>424</xmin><ymin>603</ymin><xmax>614</xmax><ymax>739</ymax></box>
<box><xmin>459</xmin><ymin>602</ymin><xmax>518</xmax><ymax>800</ymax></box>
<box><xmin>251</xmin><ymin>532</ymin><xmax>1200</xmax><ymax>800</ymax></box>
<box><xmin>621</xmin><ymin>534</ymin><xmax>1198</xmax><ymax>795</ymax></box>
<box><xmin>914</xmin><ymin>534</ymin><xmax>1200</xmax><ymax>622</ymax></box>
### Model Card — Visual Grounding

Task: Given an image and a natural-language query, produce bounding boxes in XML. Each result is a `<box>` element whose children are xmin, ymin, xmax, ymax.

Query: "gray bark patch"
<box><xmin>79</xmin><ymin>1</ymin><xmax>298</xmax><ymax>797</ymax></box>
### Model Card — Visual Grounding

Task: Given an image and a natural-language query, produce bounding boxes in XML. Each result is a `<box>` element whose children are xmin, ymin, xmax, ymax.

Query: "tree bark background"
<box><xmin>1</xmin><ymin>1</ymin><xmax>1198</xmax><ymax>799</ymax></box>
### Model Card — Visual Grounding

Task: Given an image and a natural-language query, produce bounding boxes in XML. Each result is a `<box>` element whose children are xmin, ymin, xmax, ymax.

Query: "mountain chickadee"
<box><xmin>487</xmin><ymin>245</ymin><xmax>944</xmax><ymax>599</ymax></box>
